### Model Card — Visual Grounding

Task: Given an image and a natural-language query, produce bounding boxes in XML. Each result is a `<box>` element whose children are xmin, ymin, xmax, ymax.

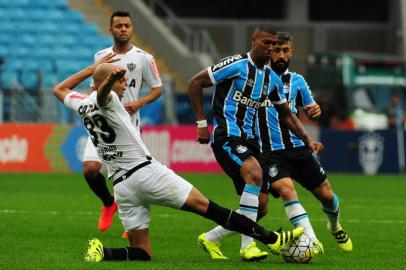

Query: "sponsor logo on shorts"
<box><xmin>269</xmin><ymin>165</ymin><xmax>278</xmax><ymax>177</ymax></box>
<box><xmin>235</xmin><ymin>145</ymin><xmax>247</xmax><ymax>154</ymax></box>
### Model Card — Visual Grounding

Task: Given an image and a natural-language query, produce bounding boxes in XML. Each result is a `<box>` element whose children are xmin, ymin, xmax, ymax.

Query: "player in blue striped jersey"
<box><xmin>188</xmin><ymin>26</ymin><xmax>318</xmax><ymax>261</ymax></box>
<box><xmin>257</xmin><ymin>32</ymin><xmax>353</xmax><ymax>254</ymax></box>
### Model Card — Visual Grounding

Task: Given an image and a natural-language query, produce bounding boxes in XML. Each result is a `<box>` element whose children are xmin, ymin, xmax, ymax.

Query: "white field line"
<box><xmin>0</xmin><ymin>209</ymin><xmax>405</xmax><ymax>224</ymax></box>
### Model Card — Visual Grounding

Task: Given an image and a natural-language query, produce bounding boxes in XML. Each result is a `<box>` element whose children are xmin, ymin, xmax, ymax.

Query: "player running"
<box><xmin>189</xmin><ymin>25</ymin><xmax>319</xmax><ymax>261</ymax></box>
<box><xmin>257</xmin><ymin>32</ymin><xmax>352</xmax><ymax>254</ymax></box>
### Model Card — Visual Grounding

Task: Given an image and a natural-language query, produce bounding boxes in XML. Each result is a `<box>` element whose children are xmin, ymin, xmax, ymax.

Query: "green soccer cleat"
<box><xmin>312</xmin><ymin>240</ymin><xmax>325</xmax><ymax>255</ymax></box>
<box><xmin>197</xmin><ymin>233</ymin><xmax>228</xmax><ymax>260</ymax></box>
<box><xmin>240</xmin><ymin>242</ymin><xmax>268</xmax><ymax>262</ymax></box>
<box><xmin>328</xmin><ymin>224</ymin><xmax>353</xmax><ymax>252</ymax></box>
<box><xmin>84</xmin><ymin>238</ymin><xmax>104</xmax><ymax>262</ymax></box>
<box><xmin>267</xmin><ymin>227</ymin><xmax>304</xmax><ymax>255</ymax></box>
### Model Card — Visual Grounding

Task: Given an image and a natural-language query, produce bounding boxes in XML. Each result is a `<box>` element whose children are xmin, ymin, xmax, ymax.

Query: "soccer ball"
<box><xmin>282</xmin><ymin>235</ymin><xmax>314</xmax><ymax>264</ymax></box>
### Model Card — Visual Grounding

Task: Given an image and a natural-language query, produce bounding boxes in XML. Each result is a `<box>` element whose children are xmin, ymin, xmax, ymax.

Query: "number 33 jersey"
<box><xmin>64</xmin><ymin>91</ymin><xmax>151</xmax><ymax>178</ymax></box>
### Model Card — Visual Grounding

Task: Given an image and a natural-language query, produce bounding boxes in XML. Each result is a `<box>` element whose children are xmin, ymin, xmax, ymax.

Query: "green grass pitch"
<box><xmin>0</xmin><ymin>173</ymin><xmax>405</xmax><ymax>269</ymax></box>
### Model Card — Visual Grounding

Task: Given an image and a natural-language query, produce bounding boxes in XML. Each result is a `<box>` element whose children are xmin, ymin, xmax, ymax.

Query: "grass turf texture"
<box><xmin>0</xmin><ymin>173</ymin><xmax>405</xmax><ymax>270</ymax></box>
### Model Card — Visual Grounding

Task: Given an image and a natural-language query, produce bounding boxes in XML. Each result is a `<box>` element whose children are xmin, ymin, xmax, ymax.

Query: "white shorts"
<box><xmin>113</xmin><ymin>160</ymin><xmax>193</xmax><ymax>231</ymax></box>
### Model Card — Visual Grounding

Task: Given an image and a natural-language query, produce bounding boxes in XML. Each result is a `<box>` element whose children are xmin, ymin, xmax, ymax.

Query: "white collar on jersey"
<box><xmin>112</xmin><ymin>44</ymin><xmax>133</xmax><ymax>54</ymax></box>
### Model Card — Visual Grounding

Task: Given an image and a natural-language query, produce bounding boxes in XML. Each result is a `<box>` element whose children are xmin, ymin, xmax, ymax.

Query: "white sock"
<box><xmin>204</xmin><ymin>184</ymin><xmax>260</xmax><ymax>249</ymax></box>
<box><xmin>239</xmin><ymin>184</ymin><xmax>260</xmax><ymax>249</ymax></box>
<box><xmin>204</xmin><ymin>225</ymin><xmax>234</xmax><ymax>243</ymax></box>
<box><xmin>322</xmin><ymin>193</ymin><xmax>341</xmax><ymax>231</ymax></box>
<box><xmin>284</xmin><ymin>200</ymin><xmax>318</xmax><ymax>242</ymax></box>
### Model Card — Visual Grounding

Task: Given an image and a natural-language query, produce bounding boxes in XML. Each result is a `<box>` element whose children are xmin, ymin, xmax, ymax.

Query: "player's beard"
<box><xmin>114</xmin><ymin>36</ymin><xmax>131</xmax><ymax>46</ymax></box>
<box><xmin>271</xmin><ymin>59</ymin><xmax>290</xmax><ymax>75</ymax></box>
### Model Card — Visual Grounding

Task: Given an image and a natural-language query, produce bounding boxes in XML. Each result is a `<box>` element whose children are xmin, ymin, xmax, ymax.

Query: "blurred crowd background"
<box><xmin>0</xmin><ymin>0</ymin><xmax>405</xmax><ymax>130</ymax></box>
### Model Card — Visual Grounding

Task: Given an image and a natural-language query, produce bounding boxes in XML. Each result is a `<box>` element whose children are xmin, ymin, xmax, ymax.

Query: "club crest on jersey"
<box><xmin>127</xmin><ymin>63</ymin><xmax>136</xmax><ymax>72</ymax></box>
<box><xmin>235</xmin><ymin>145</ymin><xmax>247</xmax><ymax>154</ymax></box>
<box><xmin>269</xmin><ymin>165</ymin><xmax>278</xmax><ymax>177</ymax></box>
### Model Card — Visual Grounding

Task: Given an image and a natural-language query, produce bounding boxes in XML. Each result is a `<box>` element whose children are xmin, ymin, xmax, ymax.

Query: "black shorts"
<box><xmin>211</xmin><ymin>137</ymin><xmax>268</xmax><ymax>195</ymax></box>
<box><xmin>263</xmin><ymin>146</ymin><xmax>327</xmax><ymax>198</ymax></box>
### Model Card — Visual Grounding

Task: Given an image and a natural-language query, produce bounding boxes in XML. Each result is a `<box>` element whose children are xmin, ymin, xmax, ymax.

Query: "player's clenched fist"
<box><xmin>108</xmin><ymin>67</ymin><xmax>127</xmax><ymax>81</ymax></box>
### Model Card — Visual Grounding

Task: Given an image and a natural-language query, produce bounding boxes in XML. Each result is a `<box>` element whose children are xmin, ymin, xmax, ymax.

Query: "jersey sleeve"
<box><xmin>64</xmin><ymin>91</ymin><xmax>87</xmax><ymax>111</ymax></box>
<box><xmin>269</xmin><ymin>72</ymin><xmax>287</xmax><ymax>105</ymax></box>
<box><xmin>142</xmin><ymin>54</ymin><xmax>163</xmax><ymax>88</ymax></box>
<box><xmin>207</xmin><ymin>55</ymin><xmax>244</xmax><ymax>85</ymax></box>
<box><xmin>95</xmin><ymin>90</ymin><xmax>118</xmax><ymax>110</ymax></box>
<box><xmin>297</xmin><ymin>75</ymin><xmax>316</xmax><ymax>107</ymax></box>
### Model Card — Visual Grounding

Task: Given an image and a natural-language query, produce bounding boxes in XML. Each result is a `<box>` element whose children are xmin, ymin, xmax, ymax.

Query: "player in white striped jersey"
<box><xmin>82</xmin><ymin>11</ymin><xmax>163</xmax><ymax>234</ymax></box>
<box><xmin>54</xmin><ymin>54</ymin><xmax>304</xmax><ymax>262</ymax></box>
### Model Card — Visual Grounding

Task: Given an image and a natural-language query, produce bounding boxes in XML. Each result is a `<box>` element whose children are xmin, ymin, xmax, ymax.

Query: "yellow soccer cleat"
<box><xmin>268</xmin><ymin>227</ymin><xmax>304</xmax><ymax>255</ymax></box>
<box><xmin>328</xmin><ymin>224</ymin><xmax>353</xmax><ymax>252</ymax></box>
<box><xmin>84</xmin><ymin>238</ymin><xmax>104</xmax><ymax>262</ymax></box>
<box><xmin>312</xmin><ymin>240</ymin><xmax>325</xmax><ymax>255</ymax></box>
<box><xmin>197</xmin><ymin>233</ymin><xmax>228</xmax><ymax>260</ymax></box>
<box><xmin>240</xmin><ymin>242</ymin><xmax>268</xmax><ymax>262</ymax></box>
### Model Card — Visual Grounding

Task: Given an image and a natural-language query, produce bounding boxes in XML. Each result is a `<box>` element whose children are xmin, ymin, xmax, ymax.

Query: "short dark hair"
<box><xmin>253</xmin><ymin>24</ymin><xmax>277</xmax><ymax>36</ymax></box>
<box><xmin>276</xmin><ymin>32</ymin><xmax>293</xmax><ymax>45</ymax></box>
<box><xmin>110</xmin><ymin>11</ymin><xmax>131</xmax><ymax>26</ymax></box>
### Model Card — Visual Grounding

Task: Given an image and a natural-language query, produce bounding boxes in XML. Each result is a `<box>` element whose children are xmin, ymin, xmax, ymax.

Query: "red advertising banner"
<box><xmin>142</xmin><ymin>125</ymin><xmax>222</xmax><ymax>173</ymax></box>
<box><xmin>0</xmin><ymin>124</ymin><xmax>54</xmax><ymax>172</ymax></box>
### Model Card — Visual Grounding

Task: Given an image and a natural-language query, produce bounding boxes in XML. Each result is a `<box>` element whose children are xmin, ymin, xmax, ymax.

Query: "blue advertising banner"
<box><xmin>61</xmin><ymin>125</ymin><xmax>88</xmax><ymax>172</ymax></box>
<box><xmin>319</xmin><ymin>130</ymin><xmax>405</xmax><ymax>174</ymax></box>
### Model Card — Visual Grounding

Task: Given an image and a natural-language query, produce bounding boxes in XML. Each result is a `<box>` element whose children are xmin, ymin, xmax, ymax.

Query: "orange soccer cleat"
<box><xmin>98</xmin><ymin>202</ymin><xmax>118</xmax><ymax>231</ymax></box>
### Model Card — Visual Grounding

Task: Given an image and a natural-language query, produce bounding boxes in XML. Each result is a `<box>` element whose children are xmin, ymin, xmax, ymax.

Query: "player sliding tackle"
<box><xmin>53</xmin><ymin>53</ymin><xmax>303</xmax><ymax>262</ymax></box>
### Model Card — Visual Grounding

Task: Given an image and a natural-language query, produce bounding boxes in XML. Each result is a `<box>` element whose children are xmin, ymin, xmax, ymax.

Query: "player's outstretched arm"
<box><xmin>54</xmin><ymin>53</ymin><xmax>119</xmax><ymax>102</ymax></box>
<box><xmin>54</xmin><ymin>65</ymin><xmax>95</xmax><ymax>103</ymax></box>
<box><xmin>188</xmin><ymin>69</ymin><xmax>213</xmax><ymax>144</ymax></box>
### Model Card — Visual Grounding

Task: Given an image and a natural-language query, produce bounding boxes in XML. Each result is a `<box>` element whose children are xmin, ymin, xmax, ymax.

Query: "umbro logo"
<box><xmin>247</xmin><ymin>79</ymin><xmax>255</xmax><ymax>87</ymax></box>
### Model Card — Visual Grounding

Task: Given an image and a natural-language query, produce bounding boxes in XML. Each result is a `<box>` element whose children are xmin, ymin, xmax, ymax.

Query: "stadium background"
<box><xmin>1</xmin><ymin>0</ymin><xmax>405</xmax><ymax>174</ymax></box>
<box><xmin>0</xmin><ymin>1</ymin><xmax>406</xmax><ymax>269</ymax></box>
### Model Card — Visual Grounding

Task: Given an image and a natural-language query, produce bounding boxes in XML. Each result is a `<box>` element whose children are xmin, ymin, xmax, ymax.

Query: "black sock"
<box><xmin>84</xmin><ymin>172</ymin><xmax>114</xmax><ymax>206</ymax></box>
<box><xmin>103</xmin><ymin>247</ymin><xmax>151</xmax><ymax>261</ymax></box>
<box><xmin>203</xmin><ymin>200</ymin><xmax>277</xmax><ymax>244</ymax></box>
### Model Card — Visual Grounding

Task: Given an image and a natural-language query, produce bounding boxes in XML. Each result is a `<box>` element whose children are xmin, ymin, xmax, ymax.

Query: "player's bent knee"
<box><xmin>276</xmin><ymin>184</ymin><xmax>298</xmax><ymax>201</ymax></box>
<box><xmin>182</xmin><ymin>187</ymin><xmax>209</xmax><ymax>215</ymax></box>
<box><xmin>83</xmin><ymin>161</ymin><xmax>102</xmax><ymax>178</ymax></box>
<box><xmin>242</xmin><ymin>170</ymin><xmax>263</xmax><ymax>186</ymax></box>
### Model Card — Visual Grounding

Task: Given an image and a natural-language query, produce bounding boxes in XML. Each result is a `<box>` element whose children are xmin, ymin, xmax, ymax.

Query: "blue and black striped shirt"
<box><xmin>257</xmin><ymin>70</ymin><xmax>316</xmax><ymax>152</ymax></box>
<box><xmin>208</xmin><ymin>53</ymin><xmax>286</xmax><ymax>143</ymax></box>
